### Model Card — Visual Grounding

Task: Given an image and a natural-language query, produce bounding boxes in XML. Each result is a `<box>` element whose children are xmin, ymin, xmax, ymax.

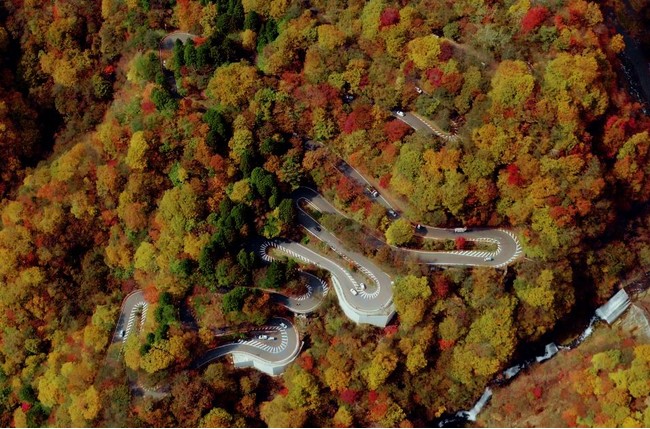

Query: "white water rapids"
<box><xmin>438</xmin><ymin>289</ymin><xmax>632</xmax><ymax>427</ymax></box>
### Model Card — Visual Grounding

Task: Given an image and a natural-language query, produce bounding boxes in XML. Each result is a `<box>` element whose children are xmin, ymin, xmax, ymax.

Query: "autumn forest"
<box><xmin>1</xmin><ymin>0</ymin><xmax>650</xmax><ymax>427</ymax></box>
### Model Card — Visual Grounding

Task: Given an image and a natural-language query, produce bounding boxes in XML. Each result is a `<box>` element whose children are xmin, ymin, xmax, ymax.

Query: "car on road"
<box><xmin>484</xmin><ymin>256</ymin><xmax>494</xmax><ymax>262</ymax></box>
<box><xmin>315</xmin><ymin>225</ymin><xmax>322</xmax><ymax>232</ymax></box>
<box><xmin>259</xmin><ymin>334</ymin><xmax>269</xmax><ymax>340</ymax></box>
<box><xmin>359</xmin><ymin>282</ymin><xmax>366</xmax><ymax>290</ymax></box>
<box><xmin>120</xmin><ymin>330</ymin><xmax>126</xmax><ymax>338</ymax></box>
<box><xmin>387</xmin><ymin>209</ymin><xmax>399</xmax><ymax>218</ymax></box>
<box><xmin>395</xmin><ymin>110</ymin><xmax>406</xmax><ymax>117</ymax></box>
<box><xmin>270</xmin><ymin>336</ymin><xmax>276</xmax><ymax>341</ymax></box>
<box><xmin>365</xmin><ymin>185</ymin><xmax>379</xmax><ymax>198</ymax></box>
<box><xmin>416</xmin><ymin>223</ymin><xmax>423</xmax><ymax>231</ymax></box>
<box><xmin>280</xmin><ymin>322</ymin><xmax>287</xmax><ymax>329</ymax></box>
<box><xmin>350</xmin><ymin>288</ymin><xmax>358</xmax><ymax>296</ymax></box>
<box><xmin>454</xmin><ymin>227</ymin><xmax>468</xmax><ymax>233</ymax></box>
<box><xmin>415</xmin><ymin>87</ymin><xmax>423</xmax><ymax>94</ymax></box>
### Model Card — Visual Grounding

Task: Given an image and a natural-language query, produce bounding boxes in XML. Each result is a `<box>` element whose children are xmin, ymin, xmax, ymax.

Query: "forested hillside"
<box><xmin>0</xmin><ymin>0</ymin><xmax>649</xmax><ymax>427</ymax></box>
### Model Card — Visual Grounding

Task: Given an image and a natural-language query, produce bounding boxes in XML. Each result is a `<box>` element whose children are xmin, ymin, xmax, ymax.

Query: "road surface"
<box><xmin>160</xmin><ymin>31</ymin><xmax>199</xmax><ymax>51</ymax></box>
<box><xmin>110</xmin><ymin>290</ymin><xmax>148</xmax><ymax>345</ymax></box>
<box><xmin>294</xmin><ymin>186</ymin><xmax>521</xmax><ymax>269</ymax></box>
<box><xmin>265</xmin><ymin>270</ymin><xmax>328</xmax><ymax>314</ymax></box>
<box><xmin>192</xmin><ymin>317</ymin><xmax>300</xmax><ymax>370</ymax></box>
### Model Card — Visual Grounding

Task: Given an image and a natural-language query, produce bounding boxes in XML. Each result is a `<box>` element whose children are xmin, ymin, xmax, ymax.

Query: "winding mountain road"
<box><xmin>393</xmin><ymin>111</ymin><xmax>459</xmax><ymax>142</ymax></box>
<box><xmin>192</xmin><ymin>317</ymin><xmax>301</xmax><ymax>375</ymax></box>
<box><xmin>160</xmin><ymin>31</ymin><xmax>199</xmax><ymax>50</ymax></box>
<box><xmin>109</xmin><ymin>49</ymin><xmax>523</xmax><ymax>374</ymax></box>
<box><xmin>110</xmin><ymin>290</ymin><xmax>148</xmax><ymax>345</ymax></box>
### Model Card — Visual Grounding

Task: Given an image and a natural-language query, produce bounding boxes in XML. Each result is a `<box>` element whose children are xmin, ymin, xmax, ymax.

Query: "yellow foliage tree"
<box><xmin>230</xmin><ymin>179</ymin><xmax>251</xmax><ymax>203</ymax></box>
<box><xmin>140</xmin><ymin>343</ymin><xmax>175</xmax><ymax>373</ymax></box>
<box><xmin>318</xmin><ymin>24</ymin><xmax>345</xmax><ymax>51</ymax></box>
<box><xmin>393</xmin><ymin>275</ymin><xmax>431</xmax><ymax>328</ymax></box>
<box><xmin>333</xmin><ymin>406</ymin><xmax>354</xmax><ymax>427</ymax></box>
<box><xmin>200</xmin><ymin>407</ymin><xmax>232</xmax><ymax>427</ymax></box>
<box><xmin>241</xmin><ymin>29</ymin><xmax>257</xmax><ymax>50</ymax></box>
<box><xmin>489</xmin><ymin>60</ymin><xmax>534</xmax><ymax>109</ymax></box>
<box><xmin>125</xmin><ymin>131</ymin><xmax>149</xmax><ymax>170</ymax></box>
<box><xmin>69</xmin><ymin>386</ymin><xmax>100</xmax><ymax>426</ymax></box>
<box><xmin>207</xmin><ymin>62</ymin><xmax>260</xmax><ymax>108</ymax></box>
<box><xmin>610</xmin><ymin>34</ymin><xmax>625</xmax><ymax>54</ymax></box>
<box><xmin>385</xmin><ymin>218</ymin><xmax>414</xmax><ymax>246</ymax></box>
<box><xmin>407</xmin><ymin>35</ymin><xmax>442</xmax><ymax>69</ymax></box>
<box><xmin>134</xmin><ymin>241</ymin><xmax>158</xmax><ymax>273</ymax></box>
<box><xmin>365</xmin><ymin>347</ymin><xmax>399</xmax><ymax>390</ymax></box>
<box><xmin>123</xmin><ymin>334</ymin><xmax>141</xmax><ymax>371</ymax></box>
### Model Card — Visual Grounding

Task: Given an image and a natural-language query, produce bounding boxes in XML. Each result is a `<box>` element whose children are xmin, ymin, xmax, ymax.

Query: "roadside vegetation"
<box><xmin>0</xmin><ymin>0</ymin><xmax>649</xmax><ymax>427</ymax></box>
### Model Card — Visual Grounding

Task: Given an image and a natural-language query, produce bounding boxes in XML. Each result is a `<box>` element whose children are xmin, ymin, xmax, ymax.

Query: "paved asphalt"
<box><xmin>160</xmin><ymin>31</ymin><xmax>198</xmax><ymax>51</ymax></box>
<box><xmin>111</xmin><ymin>290</ymin><xmax>148</xmax><ymax>344</ymax></box>
<box><xmin>267</xmin><ymin>271</ymin><xmax>328</xmax><ymax>314</ymax></box>
<box><xmin>291</xmin><ymin>188</ymin><xmax>394</xmax><ymax>314</ymax></box>
<box><xmin>192</xmin><ymin>317</ymin><xmax>299</xmax><ymax>369</ymax></box>
<box><xmin>393</xmin><ymin>111</ymin><xmax>433</xmax><ymax>134</ymax></box>
<box><xmin>111</xmin><ymin>91</ymin><xmax>522</xmax><ymax>373</ymax></box>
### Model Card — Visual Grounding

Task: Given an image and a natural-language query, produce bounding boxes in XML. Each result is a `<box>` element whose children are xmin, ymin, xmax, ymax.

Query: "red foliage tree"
<box><xmin>342</xmin><ymin>105</ymin><xmax>373</xmax><ymax>134</ymax></box>
<box><xmin>298</xmin><ymin>354</ymin><xmax>314</xmax><ymax>371</ymax></box>
<box><xmin>426</xmin><ymin>68</ymin><xmax>444</xmax><ymax>87</ymax></box>
<box><xmin>379</xmin><ymin>173</ymin><xmax>391</xmax><ymax>188</ymax></box>
<box><xmin>383</xmin><ymin>119</ymin><xmax>412</xmax><ymax>142</ymax></box>
<box><xmin>438</xmin><ymin>42</ymin><xmax>454</xmax><ymax>61</ymax></box>
<box><xmin>383</xmin><ymin>325</ymin><xmax>398</xmax><ymax>336</ymax></box>
<box><xmin>521</xmin><ymin>7</ymin><xmax>549</xmax><ymax>34</ymax></box>
<box><xmin>506</xmin><ymin>164</ymin><xmax>525</xmax><ymax>186</ymax></box>
<box><xmin>439</xmin><ymin>339</ymin><xmax>455</xmax><ymax>351</ymax></box>
<box><xmin>336</xmin><ymin>176</ymin><xmax>357</xmax><ymax>203</ymax></box>
<box><xmin>455</xmin><ymin>236</ymin><xmax>467</xmax><ymax>250</ymax></box>
<box><xmin>433</xmin><ymin>275</ymin><xmax>450</xmax><ymax>298</ymax></box>
<box><xmin>379</xmin><ymin>7</ymin><xmax>400</xmax><ymax>29</ymax></box>
<box><xmin>340</xmin><ymin>389</ymin><xmax>358</xmax><ymax>405</ymax></box>
<box><xmin>403</xmin><ymin>60</ymin><xmax>415</xmax><ymax>76</ymax></box>
<box><xmin>442</xmin><ymin>72</ymin><xmax>464</xmax><ymax>94</ymax></box>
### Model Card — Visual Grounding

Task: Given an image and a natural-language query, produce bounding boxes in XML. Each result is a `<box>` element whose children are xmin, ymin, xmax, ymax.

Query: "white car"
<box><xmin>259</xmin><ymin>334</ymin><xmax>269</xmax><ymax>340</ymax></box>
<box><xmin>395</xmin><ymin>110</ymin><xmax>406</xmax><ymax>117</ymax></box>
<box><xmin>359</xmin><ymin>283</ymin><xmax>366</xmax><ymax>290</ymax></box>
<box><xmin>415</xmin><ymin>87</ymin><xmax>423</xmax><ymax>94</ymax></box>
<box><xmin>454</xmin><ymin>227</ymin><xmax>468</xmax><ymax>233</ymax></box>
<box><xmin>280</xmin><ymin>322</ymin><xmax>287</xmax><ymax>329</ymax></box>
<box><xmin>350</xmin><ymin>288</ymin><xmax>358</xmax><ymax>296</ymax></box>
<box><xmin>484</xmin><ymin>256</ymin><xmax>494</xmax><ymax>262</ymax></box>
<box><xmin>365</xmin><ymin>185</ymin><xmax>379</xmax><ymax>198</ymax></box>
